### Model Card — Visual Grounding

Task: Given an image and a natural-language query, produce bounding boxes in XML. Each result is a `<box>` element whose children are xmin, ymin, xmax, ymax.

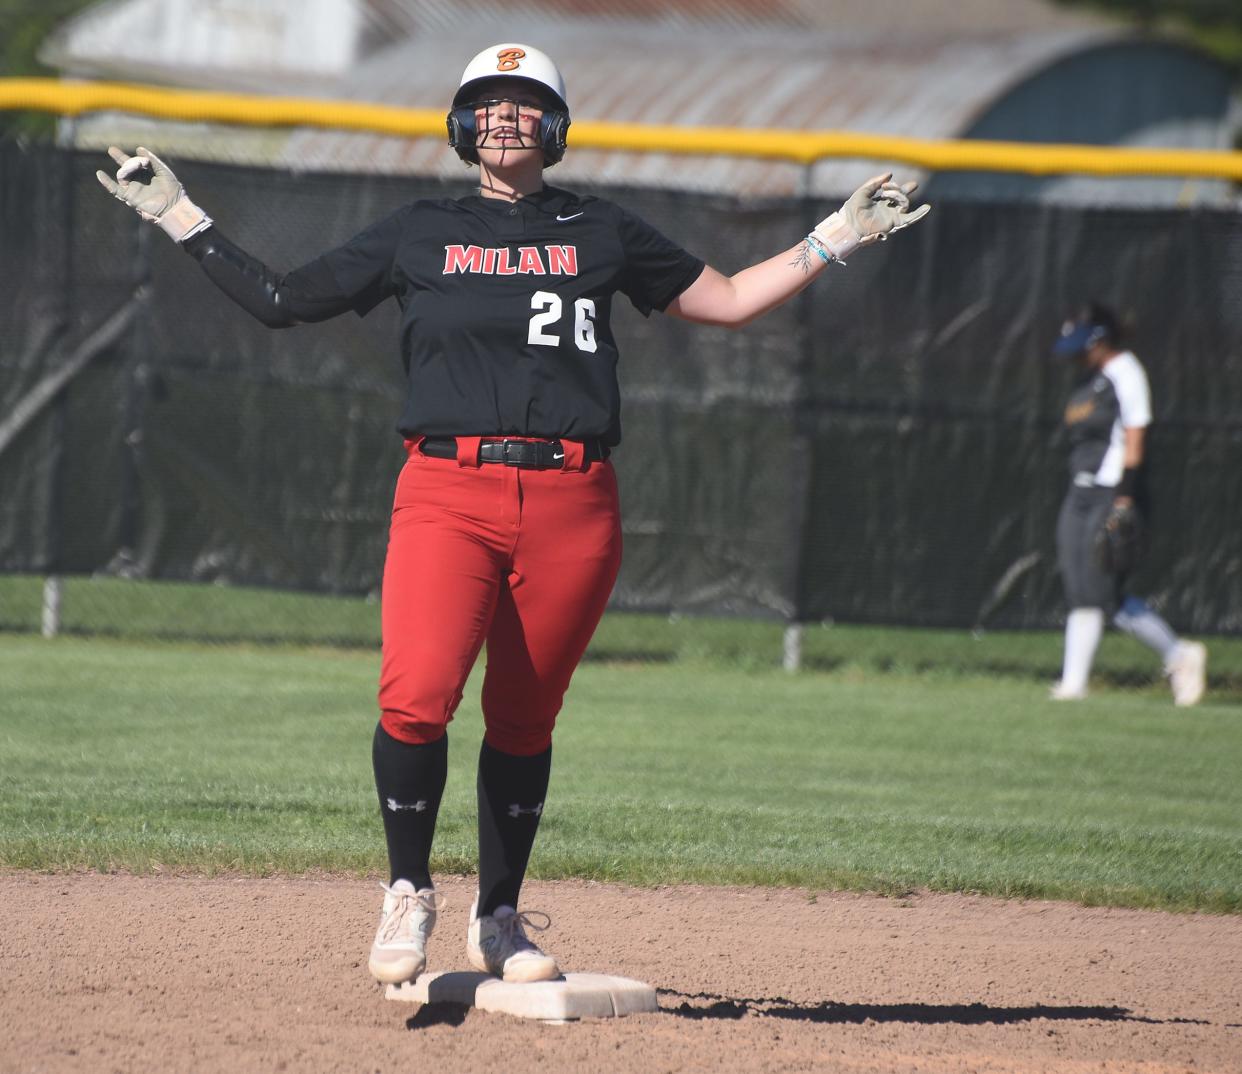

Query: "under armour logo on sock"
<box><xmin>507</xmin><ymin>802</ymin><xmax>543</xmax><ymax>819</ymax></box>
<box><xmin>386</xmin><ymin>797</ymin><xmax>428</xmax><ymax>813</ymax></box>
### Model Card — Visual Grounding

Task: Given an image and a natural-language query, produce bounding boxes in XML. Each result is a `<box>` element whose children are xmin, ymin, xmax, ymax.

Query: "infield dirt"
<box><xmin>2</xmin><ymin>872</ymin><xmax>1239</xmax><ymax>1073</ymax></box>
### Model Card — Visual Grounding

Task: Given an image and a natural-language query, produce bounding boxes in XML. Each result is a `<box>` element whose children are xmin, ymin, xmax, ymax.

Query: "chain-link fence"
<box><xmin>3</xmin><ymin>143</ymin><xmax>1241</xmax><ymax>651</ymax></box>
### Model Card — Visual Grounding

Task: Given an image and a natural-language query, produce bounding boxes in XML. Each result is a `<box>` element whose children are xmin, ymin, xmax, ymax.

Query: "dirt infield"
<box><xmin>2</xmin><ymin>873</ymin><xmax>1239</xmax><ymax>1074</ymax></box>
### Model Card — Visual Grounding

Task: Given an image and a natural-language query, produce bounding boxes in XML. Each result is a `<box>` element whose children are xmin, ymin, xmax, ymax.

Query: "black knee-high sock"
<box><xmin>477</xmin><ymin>741</ymin><xmax>552</xmax><ymax>916</ymax></box>
<box><xmin>372</xmin><ymin>724</ymin><xmax>448</xmax><ymax>890</ymax></box>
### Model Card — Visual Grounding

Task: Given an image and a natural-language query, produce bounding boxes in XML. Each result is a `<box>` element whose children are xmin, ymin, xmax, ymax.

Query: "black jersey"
<box><xmin>1061</xmin><ymin>352</ymin><xmax>1151</xmax><ymax>487</ymax></box>
<box><xmin>183</xmin><ymin>186</ymin><xmax>704</xmax><ymax>445</ymax></box>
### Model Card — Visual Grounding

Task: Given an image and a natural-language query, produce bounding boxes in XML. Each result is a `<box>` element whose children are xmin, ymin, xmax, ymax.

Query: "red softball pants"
<box><xmin>377</xmin><ymin>437</ymin><xmax>622</xmax><ymax>756</ymax></box>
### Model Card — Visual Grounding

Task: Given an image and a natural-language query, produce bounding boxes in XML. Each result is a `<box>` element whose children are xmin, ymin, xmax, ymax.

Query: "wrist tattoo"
<box><xmin>791</xmin><ymin>242</ymin><xmax>814</xmax><ymax>274</ymax></box>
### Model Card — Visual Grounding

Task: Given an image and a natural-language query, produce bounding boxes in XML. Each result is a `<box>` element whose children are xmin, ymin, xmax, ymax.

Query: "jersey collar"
<box><xmin>465</xmin><ymin>185</ymin><xmax>580</xmax><ymax>217</ymax></box>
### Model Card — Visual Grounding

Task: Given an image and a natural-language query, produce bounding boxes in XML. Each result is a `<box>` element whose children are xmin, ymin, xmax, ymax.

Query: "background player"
<box><xmin>1050</xmin><ymin>303</ymin><xmax>1206</xmax><ymax>706</ymax></box>
<box><xmin>97</xmin><ymin>42</ymin><xmax>930</xmax><ymax>987</ymax></box>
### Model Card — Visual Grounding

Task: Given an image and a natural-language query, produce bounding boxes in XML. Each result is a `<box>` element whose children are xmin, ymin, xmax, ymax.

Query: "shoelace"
<box><xmin>378</xmin><ymin>884</ymin><xmax>446</xmax><ymax>945</ymax></box>
<box><xmin>498</xmin><ymin>909</ymin><xmax>552</xmax><ymax>952</ymax></box>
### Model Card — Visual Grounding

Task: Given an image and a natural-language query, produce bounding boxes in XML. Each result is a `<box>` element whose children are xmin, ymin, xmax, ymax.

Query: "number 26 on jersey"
<box><xmin>528</xmin><ymin>291</ymin><xmax>597</xmax><ymax>353</ymax></box>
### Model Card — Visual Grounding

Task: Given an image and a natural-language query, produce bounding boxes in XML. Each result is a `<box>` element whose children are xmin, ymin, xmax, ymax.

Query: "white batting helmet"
<box><xmin>446</xmin><ymin>43</ymin><xmax>570</xmax><ymax>167</ymax></box>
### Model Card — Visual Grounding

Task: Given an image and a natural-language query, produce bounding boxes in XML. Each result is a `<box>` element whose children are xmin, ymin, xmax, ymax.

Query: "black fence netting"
<box><xmin>2</xmin><ymin>143</ymin><xmax>1239</xmax><ymax>636</ymax></box>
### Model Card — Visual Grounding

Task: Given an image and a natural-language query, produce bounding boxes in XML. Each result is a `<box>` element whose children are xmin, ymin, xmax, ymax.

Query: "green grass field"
<box><xmin>4</xmin><ymin>572</ymin><xmax>1242</xmax><ymax>687</ymax></box>
<box><xmin>2</xmin><ymin>626</ymin><xmax>1239</xmax><ymax>914</ymax></box>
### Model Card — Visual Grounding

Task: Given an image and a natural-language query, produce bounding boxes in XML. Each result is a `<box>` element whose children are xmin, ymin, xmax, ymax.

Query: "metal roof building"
<box><xmin>41</xmin><ymin>0</ymin><xmax>1239</xmax><ymax>205</ymax></box>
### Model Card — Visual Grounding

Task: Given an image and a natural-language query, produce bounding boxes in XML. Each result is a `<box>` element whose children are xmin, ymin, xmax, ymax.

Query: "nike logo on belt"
<box><xmin>556</xmin><ymin>212</ymin><xmax>584</xmax><ymax>222</ymax></box>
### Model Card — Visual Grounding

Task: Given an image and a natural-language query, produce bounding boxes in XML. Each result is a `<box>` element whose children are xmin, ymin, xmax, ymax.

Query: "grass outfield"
<box><xmin>1</xmin><ymin>633</ymin><xmax>1239</xmax><ymax>913</ymax></box>
<box><xmin>4</xmin><ymin>573</ymin><xmax>1242</xmax><ymax>688</ymax></box>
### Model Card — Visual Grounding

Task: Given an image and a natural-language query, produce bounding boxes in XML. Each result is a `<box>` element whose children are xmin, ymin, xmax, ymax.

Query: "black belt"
<box><xmin>419</xmin><ymin>436</ymin><xmax>609</xmax><ymax>469</ymax></box>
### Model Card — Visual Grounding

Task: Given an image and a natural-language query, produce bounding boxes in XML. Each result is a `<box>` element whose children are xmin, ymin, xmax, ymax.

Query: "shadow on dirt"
<box><xmin>405</xmin><ymin>1003</ymin><xmax>470</xmax><ymax>1029</ymax></box>
<box><xmin>659</xmin><ymin>990</ymin><xmax>1211</xmax><ymax>1026</ymax></box>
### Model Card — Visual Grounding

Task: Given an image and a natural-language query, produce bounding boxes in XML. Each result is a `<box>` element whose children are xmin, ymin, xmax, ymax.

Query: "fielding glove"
<box><xmin>808</xmin><ymin>173</ymin><xmax>931</xmax><ymax>263</ymax></box>
<box><xmin>96</xmin><ymin>146</ymin><xmax>212</xmax><ymax>242</ymax></box>
<box><xmin>1094</xmin><ymin>500</ymin><xmax>1145</xmax><ymax>575</ymax></box>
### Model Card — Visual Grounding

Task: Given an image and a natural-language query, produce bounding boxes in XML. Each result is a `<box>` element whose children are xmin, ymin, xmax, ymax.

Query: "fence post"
<box><xmin>780</xmin><ymin>160</ymin><xmax>820</xmax><ymax>673</ymax></box>
<box><xmin>41</xmin><ymin>127</ymin><xmax>78</xmax><ymax>639</ymax></box>
<box><xmin>118</xmin><ymin>223</ymin><xmax>154</xmax><ymax>567</ymax></box>
<box><xmin>782</xmin><ymin>623</ymin><xmax>802</xmax><ymax>673</ymax></box>
<box><xmin>41</xmin><ymin>576</ymin><xmax>62</xmax><ymax>638</ymax></box>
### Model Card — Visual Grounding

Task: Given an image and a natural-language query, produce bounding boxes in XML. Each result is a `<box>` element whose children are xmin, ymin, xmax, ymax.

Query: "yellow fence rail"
<box><xmin>3</xmin><ymin>77</ymin><xmax>1241</xmax><ymax>181</ymax></box>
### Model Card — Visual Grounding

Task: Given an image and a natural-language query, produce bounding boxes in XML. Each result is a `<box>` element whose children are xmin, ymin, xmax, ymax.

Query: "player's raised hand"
<box><xmin>96</xmin><ymin>146</ymin><xmax>212</xmax><ymax>242</ymax></box>
<box><xmin>808</xmin><ymin>173</ymin><xmax>931</xmax><ymax>263</ymax></box>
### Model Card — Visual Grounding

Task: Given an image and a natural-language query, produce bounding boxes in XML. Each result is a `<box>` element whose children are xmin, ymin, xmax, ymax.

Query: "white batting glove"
<box><xmin>96</xmin><ymin>146</ymin><xmax>212</xmax><ymax>243</ymax></box>
<box><xmin>808</xmin><ymin>173</ymin><xmax>931</xmax><ymax>263</ymax></box>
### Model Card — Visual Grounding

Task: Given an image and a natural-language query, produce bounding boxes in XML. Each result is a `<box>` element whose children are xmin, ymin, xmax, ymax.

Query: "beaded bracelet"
<box><xmin>805</xmin><ymin>233</ymin><xmax>844</xmax><ymax>266</ymax></box>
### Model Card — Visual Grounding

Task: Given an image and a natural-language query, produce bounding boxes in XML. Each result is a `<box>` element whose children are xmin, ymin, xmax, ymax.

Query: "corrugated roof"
<box><xmin>362</xmin><ymin>0</ymin><xmax>1111</xmax><ymax>34</ymax></box>
<box><xmin>43</xmin><ymin>0</ymin><xmax>1233</xmax><ymax>203</ymax></box>
<box><xmin>278</xmin><ymin>24</ymin><xmax>1129</xmax><ymax>195</ymax></box>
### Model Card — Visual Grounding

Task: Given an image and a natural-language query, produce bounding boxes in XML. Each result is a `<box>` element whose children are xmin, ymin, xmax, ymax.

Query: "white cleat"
<box><xmin>467</xmin><ymin>899</ymin><xmax>560</xmax><ymax>983</ymax></box>
<box><xmin>1049</xmin><ymin>681</ymin><xmax>1088</xmax><ymax>701</ymax></box>
<box><xmin>368</xmin><ymin>880</ymin><xmax>443</xmax><ymax>984</ymax></box>
<box><xmin>1167</xmin><ymin>641</ymin><xmax>1207</xmax><ymax>707</ymax></box>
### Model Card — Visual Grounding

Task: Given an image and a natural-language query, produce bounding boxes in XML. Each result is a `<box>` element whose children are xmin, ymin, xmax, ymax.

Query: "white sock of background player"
<box><xmin>1061</xmin><ymin>607</ymin><xmax>1104</xmax><ymax>694</ymax></box>
<box><xmin>1113</xmin><ymin>595</ymin><xmax>1180</xmax><ymax>665</ymax></box>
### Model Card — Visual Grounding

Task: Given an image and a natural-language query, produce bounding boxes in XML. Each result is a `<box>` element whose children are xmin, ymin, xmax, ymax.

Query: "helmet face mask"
<box><xmin>446</xmin><ymin>44</ymin><xmax>570</xmax><ymax>167</ymax></box>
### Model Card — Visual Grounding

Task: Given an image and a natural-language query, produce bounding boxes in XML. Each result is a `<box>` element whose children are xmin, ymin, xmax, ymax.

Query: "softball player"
<box><xmin>1050</xmin><ymin>303</ymin><xmax>1206</xmax><ymax>706</ymax></box>
<box><xmin>98</xmin><ymin>42</ymin><xmax>930</xmax><ymax>986</ymax></box>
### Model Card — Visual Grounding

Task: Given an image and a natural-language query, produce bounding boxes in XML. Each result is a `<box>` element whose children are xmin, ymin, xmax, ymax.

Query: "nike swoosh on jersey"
<box><xmin>555</xmin><ymin>212</ymin><xmax>584</xmax><ymax>222</ymax></box>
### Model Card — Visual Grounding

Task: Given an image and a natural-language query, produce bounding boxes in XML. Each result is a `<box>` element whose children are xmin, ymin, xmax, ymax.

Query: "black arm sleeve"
<box><xmin>181</xmin><ymin>207</ymin><xmax>408</xmax><ymax>328</ymax></box>
<box><xmin>181</xmin><ymin>229</ymin><xmax>344</xmax><ymax>327</ymax></box>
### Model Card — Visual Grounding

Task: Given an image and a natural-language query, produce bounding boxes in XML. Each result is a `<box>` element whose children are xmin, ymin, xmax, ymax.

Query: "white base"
<box><xmin>386</xmin><ymin>970</ymin><xmax>658</xmax><ymax>1022</ymax></box>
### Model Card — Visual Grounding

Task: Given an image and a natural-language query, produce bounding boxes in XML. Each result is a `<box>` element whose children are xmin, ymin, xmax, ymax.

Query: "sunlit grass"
<box><xmin>2</xmin><ymin>634</ymin><xmax>1238</xmax><ymax>912</ymax></box>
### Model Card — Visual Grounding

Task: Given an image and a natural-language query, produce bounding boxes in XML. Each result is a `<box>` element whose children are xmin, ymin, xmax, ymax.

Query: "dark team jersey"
<box><xmin>1061</xmin><ymin>351</ymin><xmax>1151</xmax><ymax>486</ymax></box>
<box><xmin>183</xmin><ymin>185</ymin><xmax>704</xmax><ymax>445</ymax></box>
